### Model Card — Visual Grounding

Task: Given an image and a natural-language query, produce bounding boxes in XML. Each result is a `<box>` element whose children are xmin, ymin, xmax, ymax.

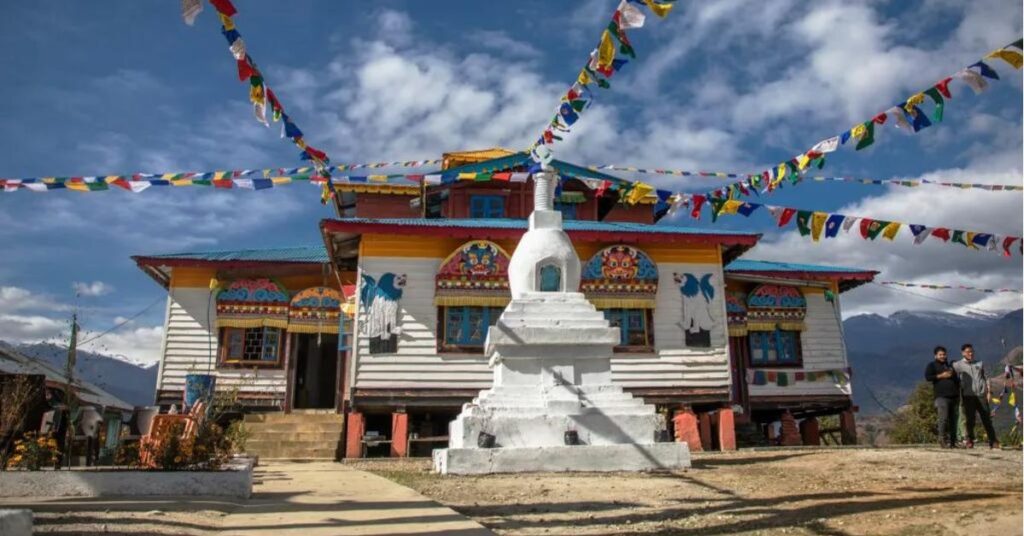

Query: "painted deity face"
<box><xmin>462</xmin><ymin>243</ymin><xmax>497</xmax><ymax>276</ymax></box>
<box><xmin>601</xmin><ymin>247</ymin><xmax>639</xmax><ymax>280</ymax></box>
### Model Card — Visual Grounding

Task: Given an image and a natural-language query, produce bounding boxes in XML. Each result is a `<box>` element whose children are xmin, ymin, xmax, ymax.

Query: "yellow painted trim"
<box><xmin>332</xmin><ymin>184</ymin><xmax>419</xmax><ymax>195</ymax></box>
<box><xmin>170</xmin><ymin>267</ymin><xmax>216</xmax><ymax>288</ymax></box>
<box><xmin>728</xmin><ymin>326</ymin><xmax>749</xmax><ymax>337</ymax></box>
<box><xmin>216</xmin><ymin>318</ymin><xmax>290</xmax><ymax>329</ymax></box>
<box><xmin>747</xmin><ymin>321</ymin><xmax>806</xmax><ymax>332</ymax></box>
<box><xmin>433</xmin><ymin>296</ymin><xmax>511</xmax><ymax>307</ymax></box>
<box><xmin>801</xmin><ymin>287</ymin><xmax>826</xmax><ymax>295</ymax></box>
<box><xmin>286</xmin><ymin>323</ymin><xmax>340</xmax><ymax>334</ymax></box>
<box><xmin>590</xmin><ymin>298</ymin><xmax>656</xmax><ymax>309</ymax></box>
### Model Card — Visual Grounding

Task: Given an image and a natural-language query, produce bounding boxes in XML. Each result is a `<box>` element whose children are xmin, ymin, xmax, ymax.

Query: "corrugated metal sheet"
<box><xmin>726</xmin><ymin>259</ymin><xmax>873</xmax><ymax>274</ymax></box>
<box><xmin>141</xmin><ymin>246</ymin><xmax>329</xmax><ymax>263</ymax></box>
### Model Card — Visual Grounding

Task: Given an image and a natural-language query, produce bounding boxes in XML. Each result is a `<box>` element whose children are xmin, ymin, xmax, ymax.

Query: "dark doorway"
<box><xmin>728</xmin><ymin>335</ymin><xmax>750</xmax><ymax>414</ymax></box>
<box><xmin>292</xmin><ymin>333</ymin><xmax>339</xmax><ymax>409</ymax></box>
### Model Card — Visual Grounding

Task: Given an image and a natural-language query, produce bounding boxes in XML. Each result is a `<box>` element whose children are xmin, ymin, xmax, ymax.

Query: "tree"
<box><xmin>888</xmin><ymin>381</ymin><xmax>938</xmax><ymax>444</ymax></box>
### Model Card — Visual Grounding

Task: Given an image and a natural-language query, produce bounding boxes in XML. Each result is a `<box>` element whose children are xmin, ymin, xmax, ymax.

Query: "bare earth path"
<box><xmin>6</xmin><ymin>461</ymin><xmax>493</xmax><ymax>535</ymax></box>
<box><xmin>352</xmin><ymin>447</ymin><xmax>1023</xmax><ymax>535</ymax></box>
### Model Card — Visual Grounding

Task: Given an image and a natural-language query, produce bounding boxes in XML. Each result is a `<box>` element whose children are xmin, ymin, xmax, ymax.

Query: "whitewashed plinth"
<box><xmin>434</xmin><ymin>443</ymin><xmax>691</xmax><ymax>475</ymax></box>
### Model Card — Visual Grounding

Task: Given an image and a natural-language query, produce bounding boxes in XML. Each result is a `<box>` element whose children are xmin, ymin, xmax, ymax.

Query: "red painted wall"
<box><xmin>356</xmin><ymin>193</ymin><xmax>421</xmax><ymax>219</ymax></box>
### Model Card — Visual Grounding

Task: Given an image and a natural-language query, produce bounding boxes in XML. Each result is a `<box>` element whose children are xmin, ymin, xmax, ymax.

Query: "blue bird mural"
<box><xmin>359</xmin><ymin>272</ymin><xmax>407</xmax><ymax>343</ymax></box>
<box><xmin>674</xmin><ymin>272</ymin><xmax>715</xmax><ymax>347</ymax></box>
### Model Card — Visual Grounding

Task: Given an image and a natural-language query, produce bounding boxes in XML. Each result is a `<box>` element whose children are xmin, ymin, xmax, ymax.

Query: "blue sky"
<box><xmin>0</xmin><ymin>1</ymin><xmax>1021</xmax><ymax>362</ymax></box>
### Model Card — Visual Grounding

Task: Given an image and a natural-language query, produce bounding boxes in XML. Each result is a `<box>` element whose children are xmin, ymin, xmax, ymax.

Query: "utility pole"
<box><xmin>63</xmin><ymin>313</ymin><xmax>78</xmax><ymax>469</ymax></box>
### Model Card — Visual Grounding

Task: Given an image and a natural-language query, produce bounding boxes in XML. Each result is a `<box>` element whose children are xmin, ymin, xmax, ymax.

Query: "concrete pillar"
<box><xmin>840</xmin><ymin>409</ymin><xmax>857</xmax><ymax>445</ymax></box>
<box><xmin>344</xmin><ymin>411</ymin><xmax>365</xmax><ymax>459</ymax></box>
<box><xmin>672</xmin><ymin>408</ymin><xmax>702</xmax><ymax>452</ymax></box>
<box><xmin>799</xmin><ymin>417</ymin><xmax>820</xmax><ymax>446</ymax></box>
<box><xmin>779</xmin><ymin>411</ymin><xmax>801</xmax><ymax>446</ymax></box>
<box><xmin>391</xmin><ymin>411</ymin><xmax>409</xmax><ymax>458</ymax></box>
<box><xmin>698</xmin><ymin>413</ymin><xmax>713</xmax><ymax>451</ymax></box>
<box><xmin>717</xmin><ymin>407</ymin><xmax>736</xmax><ymax>451</ymax></box>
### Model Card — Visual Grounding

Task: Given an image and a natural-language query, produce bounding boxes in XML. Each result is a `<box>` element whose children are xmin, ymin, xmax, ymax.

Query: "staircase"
<box><xmin>242</xmin><ymin>411</ymin><xmax>344</xmax><ymax>460</ymax></box>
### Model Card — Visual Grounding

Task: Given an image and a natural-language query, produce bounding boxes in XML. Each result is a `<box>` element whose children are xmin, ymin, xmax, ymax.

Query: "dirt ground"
<box><xmin>351</xmin><ymin>447</ymin><xmax>1023</xmax><ymax>536</ymax></box>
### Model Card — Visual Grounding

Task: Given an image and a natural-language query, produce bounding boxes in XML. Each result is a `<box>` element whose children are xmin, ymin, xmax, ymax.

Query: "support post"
<box><xmin>839</xmin><ymin>409</ymin><xmax>857</xmax><ymax>445</ymax></box>
<box><xmin>672</xmin><ymin>408</ymin><xmax>702</xmax><ymax>452</ymax></box>
<box><xmin>391</xmin><ymin>410</ymin><xmax>409</xmax><ymax>458</ymax></box>
<box><xmin>344</xmin><ymin>411</ymin><xmax>365</xmax><ymax>459</ymax></box>
<box><xmin>717</xmin><ymin>407</ymin><xmax>736</xmax><ymax>451</ymax></box>
<box><xmin>799</xmin><ymin>417</ymin><xmax>820</xmax><ymax>446</ymax></box>
<box><xmin>698</xmin><ymin>412</ymin><xmax>713</xmax><ymax>450</ymax></box>
<box><xmin>779</xmin><ymin>411</ymin><xmax>801</xmax><ymax>446</ymax></box>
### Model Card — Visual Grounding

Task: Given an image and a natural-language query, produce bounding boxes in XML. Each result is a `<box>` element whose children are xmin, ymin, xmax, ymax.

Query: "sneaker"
<box><xmin>965</xmin><ymin>440</ymin><xmax>974</xmax><ymax>449</ymax></box>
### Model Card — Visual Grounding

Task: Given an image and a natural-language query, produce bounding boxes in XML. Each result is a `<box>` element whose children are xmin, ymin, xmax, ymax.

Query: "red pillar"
<box><xmin>840</xmin><ymin>409</ymin><xmax>858</xmax><ymax>445</ymax></box>
<box><xmin>390</xmin><ymin>411</ymin><xmax>409</xmax><ymax>458</ymax></box>
<box><xmin>344</xmin><ymin>411</ymin><xmax>365</xmax><ymax>459</ymax></box>
<box><xmin>698</xmin><ymin>413</ymin><xmax>713</xmax><ymax>451</ymax></box>
<box><xmin>779</xmin><ymin>411</ymin><xmax>801</xmax><ymax>446</ymax></box>
<box><xmin>717</xmin><ymin>407</ymin><xmax>736</xmax><ymax>451</ymax></box>
<box><xmin>799</xmin><ymin>417</ymin><xmax>820</xmax><ymax>446</ymax></box>
<box><xmin>672</xmin><ymin>408</ymin><xmax>703</xmax><ymax>452</ymax></box>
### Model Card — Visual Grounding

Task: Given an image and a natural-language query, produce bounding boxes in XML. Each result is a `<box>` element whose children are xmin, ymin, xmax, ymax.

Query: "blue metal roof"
<box><xmin>726</xmin><ymin>259</ymin><xmax>875</xmax><ymax>274</ymax></box>
<box><xmin>329</xmin><ymin>217</ymin><xmax>761</xmax><ymax>237</ymax></box>
<box><xmin>139</xmin><ymin>245</ymin><xmax>328</xmax><ymax>263</ymax></box>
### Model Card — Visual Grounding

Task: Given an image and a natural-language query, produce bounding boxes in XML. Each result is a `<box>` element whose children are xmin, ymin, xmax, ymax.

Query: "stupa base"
<box><xmin>432</xmin><ymin>442</ymin><xmax>691</xmax><ymax>475</ymax></box>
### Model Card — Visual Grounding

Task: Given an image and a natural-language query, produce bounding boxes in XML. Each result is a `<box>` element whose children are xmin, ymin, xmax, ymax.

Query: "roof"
<box><xmin>725</xmin><ymin>259</ymin><xmax>878</xmax><ymax>292</ymax></box>
<box><xmin>135</xmin><ymin>246</ymin><xmax>328</xmax><ymax>264</ymax></box>
<box><xmin>0</xmin><ymin>347</ymin><xmax>135</xmax><ymax>412</ymax></box>
<box><xmin>320</xmin><ymin>217</ymin><xmax>761</xmax><ymax>264</ymax></box>
<box><xmin>440</xmin><ymin>150</ymin><xmax>629</xmax><ymax>186</ymax></box>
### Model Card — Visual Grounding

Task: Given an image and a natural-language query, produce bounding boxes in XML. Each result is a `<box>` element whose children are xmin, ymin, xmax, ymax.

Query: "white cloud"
<box><xmin>78</xmin><ymin>325</ymin><xmax>164</xmax><ymax>365</ymax></box>
<box><xmin>72</xmin><ymin>281</ymin><xmax>113</xmax><ymax>297</ymax></box>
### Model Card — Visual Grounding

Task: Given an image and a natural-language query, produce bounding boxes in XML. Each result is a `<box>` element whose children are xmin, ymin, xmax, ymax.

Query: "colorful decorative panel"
<box><xmin>725</xmin><ymin>290</ymin><xmax>748</xmax><ymax>336</ymax></box>
<box><xmin>745</xmin><ymin>284</ymin><xmax>806</xmax><ymax>331</ymax></box>
<box><xmin>581</xmin><ymin>245</ymin><xmax>659</xmax><ymax>308</ymax></box>
<box><xmin>434</xmin><ymin>240</ymin><xmax>512</xmax><ymax>307</ymax></box>
<box><xmin>288</xmin><ymin>286</ymin><xmax>342</xmax><ymax>334</ymax></box>
<box><xmin>216</xmin><ymin>278</ymin><xmax>290</xmax><ymax>329</ymax></box>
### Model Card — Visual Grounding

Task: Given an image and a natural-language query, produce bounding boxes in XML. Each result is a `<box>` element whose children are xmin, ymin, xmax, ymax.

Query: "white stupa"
<box><xmin>433</xmin><ymin>167</ymin><xmax>691</xmax><ymax>474</ymax></box>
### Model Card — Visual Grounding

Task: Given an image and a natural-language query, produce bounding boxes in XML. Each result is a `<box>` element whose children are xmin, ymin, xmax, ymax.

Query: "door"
<box><xmin>292</xmin><ymin>333</ymin><xmax>340</xmax><ymax>409</ymax></box>
<box><xmin>728</xmin><ymin>335</ymin><xmax>750</xmax><ymax>414</ymax></box>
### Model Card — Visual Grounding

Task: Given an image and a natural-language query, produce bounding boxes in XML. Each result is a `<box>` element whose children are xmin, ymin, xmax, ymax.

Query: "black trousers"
<box><xmin>934</xmin><ymin>396</ymin><xmax>959</xmax><ymax>445</ymax></box>
<box><xmin>962</xmin><ymin>396</ymin><xmax>998</xmax><ymax>443</ymax></box>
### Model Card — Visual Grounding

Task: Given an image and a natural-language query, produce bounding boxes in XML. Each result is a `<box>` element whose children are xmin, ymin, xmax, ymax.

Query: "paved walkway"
<box><xmin>218</xmin><ymin>461</ymin><xmax>493</xmax><ymax>535</ymax></box>
<box><xmin>7</xmin><ymin>461</ymin><xmax>492</xmax><ymax>535</ymax></box>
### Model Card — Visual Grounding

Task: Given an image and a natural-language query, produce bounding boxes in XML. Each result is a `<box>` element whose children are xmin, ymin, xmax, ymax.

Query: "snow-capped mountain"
<box><xmin>844</xmin><ymin>309</ymin><xmax>1023</xmax><ymax>415</ymax></box>
<box><xmin>0</xmin><ymin>340</ymin><xmax>157</xmax><ymax>407</ymax></box>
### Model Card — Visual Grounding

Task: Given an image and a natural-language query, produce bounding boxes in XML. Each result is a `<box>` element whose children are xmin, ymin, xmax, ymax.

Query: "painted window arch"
<box><xmin>581</xmin><ymin>245</ymin><xmax>659</xmax><ymax>351</ymax></box>
<box><xmin>433</xmin><ymin>240</ymin><xmax>512</xmax><ymax>353</ymax></box>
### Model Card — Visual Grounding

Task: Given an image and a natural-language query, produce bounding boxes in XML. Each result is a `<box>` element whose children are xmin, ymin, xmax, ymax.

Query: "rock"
<box><xmin>147</xmin><ymin>510</ymin><xmax>164</xmax><ymax>516</ymax></box>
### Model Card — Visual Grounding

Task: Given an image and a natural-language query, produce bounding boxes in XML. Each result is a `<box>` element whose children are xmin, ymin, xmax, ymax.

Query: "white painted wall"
<box><xmin>746</xmin><ymin>291</ymin><xmax>852</xmax><ymax>397</ymax></box>
<box><xmin>157</xmin><ymin>287</ymin><xmax>287</xmax><ymax>402</ymax></box>
<box><xmin>351</xmin><ymin>257</ymin><xmax>732</xmax><ymax>392</ymax></box>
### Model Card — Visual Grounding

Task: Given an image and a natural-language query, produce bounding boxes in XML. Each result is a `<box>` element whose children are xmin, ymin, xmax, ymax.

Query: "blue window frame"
<box><xmin>749</xmin><ymin>329</ymin><xmax>802</xmax><ymax>366</ymax></box>
<box><xmin>442</xmin><ymin>306</ymin><xmax>502</xmax><ymax>349</ymax></box>
<box><xmin>602</xmin><ymin>308</ymin><xmax>653</xmax><ymax>349</ymax></box>
<box><xmin>539</xmin><ymin>265</ymin><xmax>561</xmax><ymax>292</ymax></box>
<box><xmin>469</xmin><ymin>195</ymin><xmax>505</xmax><ymax>218</ymax></box>
<box><xmin>553</xmin><ymin>202</ymin><xmax>577</xmax><ymax>220</ymax></box>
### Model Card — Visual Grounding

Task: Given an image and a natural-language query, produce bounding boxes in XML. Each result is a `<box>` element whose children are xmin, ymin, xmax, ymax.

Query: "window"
<box><xmin>441</xmin><ymin>306</ymin><xmax>502</xmax><ymax>351</ymax></box>
<box><xmin>749</xmin><ymin>329</ymin><xmax>802</xmax><ymax>366</ymax></box>
<box><xmin>469</xmin><ymin>195</ymin><xmax>505</xmax><ymax>218</ymax></box>
<box><xmin>368</xmin><ymin>334</ymin><xmax>397</xmax><ymax>354</ymax></box>
<box><xmin>220</xmin><ymin>327</ymin><xmax>283</xmax><ymax>366</ymax></box>
<box><xmin>553</xmin><ymin>202</ymin><xmax>577</xmax><ymax>220</ymax></box>
<box><xmin>539</xmin><ymin>265</ymin><xmax>561</xmax><ymax>292</ymax></box>
<box><xmin>602</xmin><ymin>309</ymin><xmax>654</xmax><ymax>350</ymax></box>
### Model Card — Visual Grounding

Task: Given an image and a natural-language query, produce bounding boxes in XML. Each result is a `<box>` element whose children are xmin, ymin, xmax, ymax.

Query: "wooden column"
<box><xmin>717</xmin><ymin>407</ymin><xmax>736</xmax><ymax>451</ymax></box>
<box><xmin>672</xmin><ymin>408</ymin><xmax>702</xmax><ymax>452</ymax></box>
<box><xmin>799</xmin><ymin>417</ymin><xmax>820</xmax><ymax>446</ymax></box>
<box><xmin>344</xmin><ymin>411</ymin><xmax>365</xmax><ymax>459</ymax></box>
<box><xmin>390</xmin><ymin>411</ymin><xmax>409</xmax><ymax>458</ymax></box>
<box><xmin>698</xmin><ymin>413</ymin><xmax>713</xmax><ymax>450</ymax></box>
<box><xmin>840</xmin><ymin>410</ymin><xmax>858</xmax><ymax>445</ymax></box>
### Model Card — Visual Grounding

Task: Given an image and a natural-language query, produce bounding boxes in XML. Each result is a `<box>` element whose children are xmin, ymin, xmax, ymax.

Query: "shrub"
<box><xmin>113</xmin><ymin>442</ymin><xmax>141</xmax><ymax>468</ymax></box>
<box><xmin>888</xmin><ymin>382</ymin><xmax>939</xmax><ymax>444</ymax></box>
<box><xmin>225</xmin><ymin>420</ymin><xmax>250</xmax><ymax>455</ymax></box>
<box><xmin>6</xmin><ymin>432</ymin><xmax>60</xmax><ymax>470</ymax></box>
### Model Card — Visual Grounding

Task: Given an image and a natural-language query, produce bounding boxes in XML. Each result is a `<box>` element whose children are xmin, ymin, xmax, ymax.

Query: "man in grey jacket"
<box><xmin>953</xmin><ymin>343</ymin><xmax>1000</xmax><ymax>448</ymax></box>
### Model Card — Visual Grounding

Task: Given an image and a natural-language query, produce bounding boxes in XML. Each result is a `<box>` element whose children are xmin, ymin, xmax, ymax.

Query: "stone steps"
<box><xmin>242</xmin><ymin>412</ymin><xmax>344</xmax><ymax>460</ymax></box>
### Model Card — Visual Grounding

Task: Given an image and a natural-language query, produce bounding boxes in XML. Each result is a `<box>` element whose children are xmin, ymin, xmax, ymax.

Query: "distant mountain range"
<box><xmin>844</xmin><ymin>309</ymin><xmax>1024</xmax><ymax>415</ymax></box>
<box><xmin>0</xmin><ymin>340</ymin><xmax>158</xmax><ymax>407</ymax></box>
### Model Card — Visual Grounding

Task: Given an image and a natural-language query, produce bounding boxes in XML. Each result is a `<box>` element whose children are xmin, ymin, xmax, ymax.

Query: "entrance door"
<box><xmin>728</xmin><ymin>335</ymin><xmax>750</xmax><ymax>414</ymax></box>
<box><xmin>292</xmin><ymin>333</ymin><xmax>339</xmax><ymax>409</ymax></box>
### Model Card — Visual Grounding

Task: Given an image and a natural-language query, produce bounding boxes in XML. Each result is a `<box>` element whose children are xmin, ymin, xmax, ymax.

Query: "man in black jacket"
<box><xmin>925</xmin><ymin>346</ymin><xmax>959</xmax><ymax>448</ymax></box>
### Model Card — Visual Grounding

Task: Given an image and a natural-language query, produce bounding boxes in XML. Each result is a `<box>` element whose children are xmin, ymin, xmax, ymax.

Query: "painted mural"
<box><xmin>359</xmin><ymin>272</ymin><xmax>407</xmax><ymax>344</ymax></box>
<box><xmin>725</xmin><ymin>290</ymin><xmax>749</xmax><ymax>336</ymax></box>
<box><xmin>673</xmin><ymin>272</ymin><xmax>715</xmax><ymax>347</ymax></box>
<box><xmin>580</xmin><ymin>245</ymin><xmax>658</xmax><ymax>308</ymax></box>
<box><xmin>288</xmin><ymin>286</ymin><xmax>342</xmax><ymax>334</ymax></box>
<box><xmin>746</xmin><ymin>284</ymin><xmax>807</xmax><ymax>331</ymax></box>
<box><xmin>434</xmin><ymin>240</ymin><xmax>511</xmax><ymax>307</ymax></box>
<box><xmin>215</xmin><ymin>278</ymin><xmax>290</xmax><ymax>329</ymax></box>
